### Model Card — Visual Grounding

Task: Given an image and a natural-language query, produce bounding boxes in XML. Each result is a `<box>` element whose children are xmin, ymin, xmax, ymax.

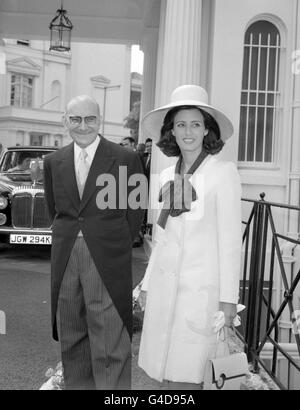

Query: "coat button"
<box><xmin>78</xmin><ymin>217</ymin><xmax>84</xmax><ymax>222</ymax></box>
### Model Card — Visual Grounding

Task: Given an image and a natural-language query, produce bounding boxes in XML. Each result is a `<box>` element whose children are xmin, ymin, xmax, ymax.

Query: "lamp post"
<box><xmin>100</xmin><ymin>85</ymin><xmax>121</xmax><ymax>135</ymax></box>
<box><xmin>49</xmin><ymin>0</ymin><xmax>73</xmax><ymax>52</ymax></box>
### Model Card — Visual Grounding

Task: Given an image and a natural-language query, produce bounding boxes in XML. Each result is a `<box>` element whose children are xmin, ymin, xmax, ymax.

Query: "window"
<box><xmin>130</xmin><ymin>90</ymin><xmax>141</xmax><ymax>111</ymax></box>
<box><xmin>11</xmin><ymin>73</ymin><xmax>33</xmax><ymax>108</ymax></box>
<box><xmin>238</xmin><ymin>21</ymin><xmax>281</xmax><ymax>163</ymax></box>
<box><xmin>30</xmin><ymin>134</ymin><xmax>43</xmax><ymax>146</ymax></box>
<box><xmin>54</xmin><ymin>135</ymin><xmax>62</xmax><ymax>147</ymax></box>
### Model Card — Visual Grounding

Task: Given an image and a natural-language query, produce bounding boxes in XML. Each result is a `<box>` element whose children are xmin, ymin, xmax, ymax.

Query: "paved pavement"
<box><xmin>1</xmin><ymin>243</ymin><xmax>265</xmax><ymax>391</ymax></box>
<box><xmin>0</xmin><ymin>242</ymin><xmax>155</xmax><ymax>390</ymax></box>
<box><xmin>0</xmin><ymin>244</ymin><xmax>60</xmax><ymax>390</ymax></box>
<box><xmin>131</xmin><ymin>246</ymin><xmax>165</xmax><ymax>390</ymax></box>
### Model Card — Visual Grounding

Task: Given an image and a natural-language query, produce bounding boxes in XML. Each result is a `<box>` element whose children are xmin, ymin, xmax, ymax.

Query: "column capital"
<box><xmin>141</xmin><ymin>27</ymin><xmax>159</xmax><ymax>53</ymax></box>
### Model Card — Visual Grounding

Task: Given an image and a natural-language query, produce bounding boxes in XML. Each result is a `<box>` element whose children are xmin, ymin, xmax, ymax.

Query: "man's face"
<box><xmin>122</xmin><ymin>139</ymin><xmax>135</xmax><ymax>151</ymax></box>
<box><xmin>64</xmin><ymin>97</ymin><xmax>100</xmax><ymax>148</ymax></box>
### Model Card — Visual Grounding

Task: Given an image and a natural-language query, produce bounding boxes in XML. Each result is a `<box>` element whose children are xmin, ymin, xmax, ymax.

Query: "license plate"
<box><xmin>9</xmin><ymin>234</ymin><xmax>52</xmax><ymax>245</ymax></box>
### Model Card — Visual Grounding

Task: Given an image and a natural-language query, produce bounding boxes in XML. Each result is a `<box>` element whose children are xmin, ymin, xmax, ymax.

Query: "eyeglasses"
<box><xmin>68</xmin><ymin>116</ymin><xmax>98</xmax><ymax>126</ymax></box>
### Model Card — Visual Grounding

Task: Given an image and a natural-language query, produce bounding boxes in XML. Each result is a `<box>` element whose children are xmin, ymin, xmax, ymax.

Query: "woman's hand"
<box><xmin>138</xmin><ymin>290</ymin><xmax>147</xmax><ymax>311</ymax></box>
<box><xmin>219</xmin><ymin>302</ymin><xmax>237</xmax><ymax>327</ymax></box>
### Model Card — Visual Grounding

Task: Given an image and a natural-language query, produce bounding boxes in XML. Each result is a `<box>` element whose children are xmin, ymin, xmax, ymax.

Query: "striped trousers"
<box><xmin>58</xmin><ymin>237</ymin><xmax>131</xmax><ymax>390</ymax></box>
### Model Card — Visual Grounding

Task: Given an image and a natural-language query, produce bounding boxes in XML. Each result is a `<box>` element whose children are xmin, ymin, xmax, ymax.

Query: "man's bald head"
<box><xmin>66</xmin><ymin>95</ymin><xmax>100</xmax><ymax>117</ymax></box>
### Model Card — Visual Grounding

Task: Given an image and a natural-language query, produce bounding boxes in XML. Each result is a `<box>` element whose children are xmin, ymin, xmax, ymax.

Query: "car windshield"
<box><xmin>0</xmin><ymin>150</ymin><xmax>52</xmax><ymax>174</ymax></box>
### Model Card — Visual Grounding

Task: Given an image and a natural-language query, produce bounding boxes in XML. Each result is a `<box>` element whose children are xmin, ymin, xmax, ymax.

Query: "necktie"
<box><xmin>77</xmin><ymin>149</ymin><xmax>89</xmax><ymax>198</ymax></box>
<box><xmin>145</xmin><ymin>153</ymin><xmax>151</xmax><ymax>170</ymax></box>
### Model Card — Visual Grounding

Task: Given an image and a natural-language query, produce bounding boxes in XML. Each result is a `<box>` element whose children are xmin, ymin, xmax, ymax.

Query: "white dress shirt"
<box><xmin>74</xmin><ymin>135</ymin><xmax>100</xmax><ymax>178</ymax></box>
<box><xmin>74</xmin><ymin>135</ymin><xmax>100</xmax><ymax>236</ymax></box>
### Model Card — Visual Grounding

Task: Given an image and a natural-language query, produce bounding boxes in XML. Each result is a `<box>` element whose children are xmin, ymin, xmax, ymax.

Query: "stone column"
<box><xmin>23</xmin><ymin>131</ymin><xmax>30</xmax><ymax>146</ymax></box>
<box><xmin>48</xmin><ymin>134</ymin><xmax>54</xmax><ymax>146</ymax></box>
<box><xmin>288</xmin><ymin>0</ymin><xmax>300</xmax><ymax>236</ymax></box>
<box><xmin>280</xmin><ymin>0</ymin><xmax>300</xmax><ymax>348</ymax></box>
<box><xmin>148</xmin><ymin>0</ymin><xmax>203</xmax><ymax>226</ymax></box>
<box><xmin>155</xmin><ymin>0</ymin><xmax>202</xmax><ymax>107</ymax></box>
<box><xmin>138</xmin><ymin>28</ymin><xmax>159</xmax><ymax>143</ymax></box>
<box><xmin>0</xmin><ymin>50</ymin><xmax>5</xmax><ymax>75</ymax></box>
<box><xmin>0</xmin><ymin>48</ymin><xmax>8</xmax><ymax>105</ymax></box>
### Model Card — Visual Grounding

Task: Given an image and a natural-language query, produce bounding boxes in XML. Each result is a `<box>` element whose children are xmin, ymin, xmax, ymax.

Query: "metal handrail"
<box><xmin>242</xmin><ymin>195</ymin><xmax>300</xmax><ymax>211</ymax></box>
<box><xmin>241</xmin><ymin>193</ymin><xmax>300</xmax><ymax>390</ymax></box>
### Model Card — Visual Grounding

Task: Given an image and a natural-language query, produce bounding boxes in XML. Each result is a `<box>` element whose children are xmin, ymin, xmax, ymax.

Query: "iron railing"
<box><xmin>239</xmin><ymin>193</ymin><xmax>300</xmax><ymax>390</ymax></box>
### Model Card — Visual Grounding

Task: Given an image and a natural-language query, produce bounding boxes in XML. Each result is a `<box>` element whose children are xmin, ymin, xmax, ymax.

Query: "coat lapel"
<box><xmin>58</xmin><ymin>143</ymin><xmax>81</xmax><ymax>209</ymax></box>
<box><xmin>79</xmin><ymin>137</ymin><xmax>115</xmax><ymax>212</ymax></box>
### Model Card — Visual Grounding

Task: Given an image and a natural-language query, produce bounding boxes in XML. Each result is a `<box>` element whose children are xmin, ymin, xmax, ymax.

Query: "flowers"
<box><xmin>40</xmin><ymin>362</ymin><xmax>64</xmax><ymax>390</ymax></box>
<box><xmin>133</xmin><ymin>282</ymin><xmax>144</xmax><ymax>333</ymax></box>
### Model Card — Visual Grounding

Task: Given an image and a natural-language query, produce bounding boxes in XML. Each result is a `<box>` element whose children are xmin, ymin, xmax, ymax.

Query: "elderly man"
<box><xmin>44</xmin><ymin>95</ymin><xmax>144</xmax><ymax>390</ymax></box>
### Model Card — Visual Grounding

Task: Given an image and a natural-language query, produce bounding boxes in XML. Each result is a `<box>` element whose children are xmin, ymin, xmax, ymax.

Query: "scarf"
<box><xmin>157</xmin><ymin>150</ymin><xmax>209</xmax><ymax>229</ymax></box>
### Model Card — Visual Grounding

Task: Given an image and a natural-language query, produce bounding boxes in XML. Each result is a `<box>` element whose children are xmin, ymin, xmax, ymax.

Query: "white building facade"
<box><xmin>0</xmin><ymin>39</ymin><xmax>133</xmax><ymax>148</ymax></box>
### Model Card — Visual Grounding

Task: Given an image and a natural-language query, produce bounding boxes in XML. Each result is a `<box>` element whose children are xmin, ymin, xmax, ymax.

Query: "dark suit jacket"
<box><xmin>44</xmin><ymin>137</ymin><xmax>144</xmax><ymax>341</ymax></box>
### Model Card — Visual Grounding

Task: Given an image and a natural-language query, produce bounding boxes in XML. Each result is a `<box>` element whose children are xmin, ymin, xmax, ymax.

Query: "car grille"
<box><xmin>12</xmin><ymin>191</ymin><xmax>51</xmax><ymax>229</ymax></box>
<box><xmin>33</xmin><ymin>193</ymin><xmax>50</xmax><ymax>228</ymax></box>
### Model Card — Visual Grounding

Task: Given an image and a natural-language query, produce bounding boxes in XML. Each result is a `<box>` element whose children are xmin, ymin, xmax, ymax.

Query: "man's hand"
<box><xmin>219</xmin><ymin>302</ymin><xmax>237</xmax><ymax>327</ymax></box>
<box><xmin>138</xmin><ymin>290</ymin><xmax>147</xmax><ymax>311</ymax></box>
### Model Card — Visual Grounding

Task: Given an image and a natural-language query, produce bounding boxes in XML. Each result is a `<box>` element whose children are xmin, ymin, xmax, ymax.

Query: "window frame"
<box><xmin>238</xmin><ymin>18</ymin><xmax>285</xmax><ymax>169</ymax></box>
<box><xmin>10</xmin><ymin>72</ymin><xmax>34</xmax><ymax>108</ymax></box>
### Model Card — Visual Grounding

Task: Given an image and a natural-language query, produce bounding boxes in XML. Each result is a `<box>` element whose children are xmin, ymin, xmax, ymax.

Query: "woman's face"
<box><xmin>172</xmin><ymin>108</ymin><xmax>208</xmax><ymax>155</ymax></box>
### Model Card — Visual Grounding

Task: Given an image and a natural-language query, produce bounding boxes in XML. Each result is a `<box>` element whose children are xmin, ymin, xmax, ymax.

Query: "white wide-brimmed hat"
<box><xmin>142</xmin><ymin>85</ymin><xmax>234</xmax><ymax>142</ymax></box>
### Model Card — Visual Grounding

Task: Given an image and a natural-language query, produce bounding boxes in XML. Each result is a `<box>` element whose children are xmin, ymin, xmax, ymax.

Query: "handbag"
<box><xmin>203</xmin><ymin>327</ymin><xmax>248</xmax><ymax>390</ymax></box>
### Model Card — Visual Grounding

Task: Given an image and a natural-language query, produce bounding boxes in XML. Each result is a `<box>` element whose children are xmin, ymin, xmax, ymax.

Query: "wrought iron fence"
<box><xmin>239</xmin><ymin>193</ymin><xmax>300</xmax><ymax>390</ymax></box>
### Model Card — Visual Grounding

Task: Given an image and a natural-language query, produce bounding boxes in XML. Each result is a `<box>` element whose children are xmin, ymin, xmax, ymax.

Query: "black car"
<box><xmin>0</xmin><ymin>146</ymin><xmax>57</xmax><ymax>245</ymax></box>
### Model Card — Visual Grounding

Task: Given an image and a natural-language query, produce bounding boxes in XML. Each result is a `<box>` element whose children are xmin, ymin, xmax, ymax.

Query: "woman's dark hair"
<box><xmin>156</xmin><ymin>105</ymin><xmax>224</xmax><ymax>157</ymax></box>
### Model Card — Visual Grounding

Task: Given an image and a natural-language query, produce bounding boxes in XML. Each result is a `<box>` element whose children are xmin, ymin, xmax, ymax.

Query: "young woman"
<box><xmin>138</xmin><ymin>85</ymin><xmax>242</xmax><ymax>389</ymax></box>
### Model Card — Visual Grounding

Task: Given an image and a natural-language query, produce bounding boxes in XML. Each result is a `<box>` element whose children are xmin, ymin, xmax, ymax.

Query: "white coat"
<box><xmin>138</xmin><ymin>154</ymin><xmax>242</xmax><ymax>383</ymax></box>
